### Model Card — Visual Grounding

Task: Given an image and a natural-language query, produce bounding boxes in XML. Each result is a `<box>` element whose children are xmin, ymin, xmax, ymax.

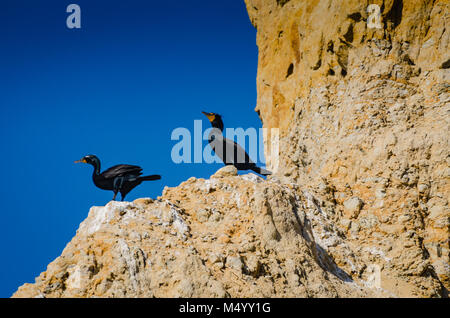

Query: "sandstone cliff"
<box><xmin>245</xmin><ymin>0</ymin><xmax>449</xmax><ymax>296</ymax></box>
<box><xmin>13</xmin><ymin>0</ymin><xmax>449</xmax><ymax>298</ymax></box>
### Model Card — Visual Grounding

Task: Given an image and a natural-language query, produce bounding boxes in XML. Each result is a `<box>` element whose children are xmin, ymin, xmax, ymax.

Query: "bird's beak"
<box><xmin>202</xmin><ymin>111</ymin><xmax>215</xmax><ymax>122</ymax></box>
<box><xmin>74</xmin><ymin>158</ymin><xmax>87</xmax><ymax>164</ymax></box>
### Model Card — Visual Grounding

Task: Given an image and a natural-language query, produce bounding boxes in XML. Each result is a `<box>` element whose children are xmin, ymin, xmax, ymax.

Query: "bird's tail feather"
<box><xmin>251</xmin><ymin>166</ymin><xmax>272</xmax><ymax>176</ymax></box>
<box><xmin>139</xmin><ymin>175</ymin><xmax>161</xmax><ymax>181</ymax></box>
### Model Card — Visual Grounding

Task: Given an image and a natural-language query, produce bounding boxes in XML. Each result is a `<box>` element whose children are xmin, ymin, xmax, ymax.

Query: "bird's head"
<box><xmin>74</xmin><ymin>154</ymin><xmax>99</xmax><ymax>166</ymax></box>
<box><xmin>202</xmin><ymin>111</ymin><xmax>224</xmax><ymax>131</ymax></box>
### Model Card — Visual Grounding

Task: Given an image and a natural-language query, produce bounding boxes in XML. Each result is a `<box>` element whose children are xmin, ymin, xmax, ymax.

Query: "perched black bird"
<box><xmin>75</xmin><ymin>155</ymin><xmax>161</xmax><ymax>201</ymax></box>
<box><xmin>202</xmin><ymin>111</ymin><xmax>272</xmax><ymax>176</ymax></box>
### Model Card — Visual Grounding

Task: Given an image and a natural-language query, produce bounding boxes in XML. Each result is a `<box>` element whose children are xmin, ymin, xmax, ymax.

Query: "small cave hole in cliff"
<box><xmin>347</xmin><ymin>12</ymin><xmax>362</xmax><ymax>22</ymax></box>
<box><xmin>276</xmin><ymin>0</ymin><xmax>290</xmax><ymax>7</ymax></box>
<box><xmin>441</xmin><ymin>59</ymin><xmax>450</xmax><ymax>69</ymax></box>
<box><xmin>385</xmin><ymin>0</ymin><xmax>403</xmax><ymax>28</ymax></box>
<box><xmin>343</xmin><ymin>25</ymin><xmax>354</xmax><ymax>43</ymax></box>
<box><xmin>286</xmin><ymin>63</ymin><xmax>294</xmax><ymax>78</ymax></box>
<box><xmin>327</xmin><ymin>68</ymin><xmax>335</xmax><ymax>76</ymax></box>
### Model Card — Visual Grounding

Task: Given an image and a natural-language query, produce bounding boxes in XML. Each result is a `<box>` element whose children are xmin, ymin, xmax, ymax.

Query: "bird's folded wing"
<box><xmin>212</xmin><ymin>136</ymin><xmax>254</xmax><ymax>164</ymax></box>
<box><xmin>102</xmin><ymin>164</ymin><xmax>143</xmax><ymax>178</ymax></box>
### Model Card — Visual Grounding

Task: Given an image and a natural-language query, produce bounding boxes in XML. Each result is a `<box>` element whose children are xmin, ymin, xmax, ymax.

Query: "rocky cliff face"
<box><xmin>13</xmin><ymin>0</ymin><xmax>448</xmax><ymax>298</ymax></box>
<box><xmin>244</xmin><ymin>0</ymin><xmax>449</xmax><ymax>296</ymax></box>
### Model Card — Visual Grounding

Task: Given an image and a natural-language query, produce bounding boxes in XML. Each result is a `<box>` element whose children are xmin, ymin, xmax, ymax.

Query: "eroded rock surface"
<box><xmin>14</xmin><ymin>173</ymin><xmax>391</xmax><ymax>298</ymax></box>
<box><xmin>245</xmin><ymin>0</ymin><xmax>449</xmax><ymax>296</ymax></box>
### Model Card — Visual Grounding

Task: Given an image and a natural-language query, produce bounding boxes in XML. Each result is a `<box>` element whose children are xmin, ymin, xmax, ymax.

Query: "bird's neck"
<box><xmin>91</xmin><ymin>161</ymin><xmax>101</xmax><ymax>176</ymax></box>
<box><xmin>211</xmin><ymin>119</ymin><xmax>224</xmax><ymax>132</ymax></box>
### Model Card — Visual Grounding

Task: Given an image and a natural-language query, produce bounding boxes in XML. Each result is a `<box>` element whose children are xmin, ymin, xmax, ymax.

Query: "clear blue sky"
<box><xmin>0</xmin><ymin>0</ymin><xmax>261</xmax><ymax>297</ymax></box>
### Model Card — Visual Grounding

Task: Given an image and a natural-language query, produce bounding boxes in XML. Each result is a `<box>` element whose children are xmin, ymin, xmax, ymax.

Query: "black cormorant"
<box><xmin>75</xmin><ymin>154</ymin><xmax>161</xmax><ymax>201</ymax></box>
<box><xmin>202</xmin><ymin>111</ymin><xmax>272</xmax><ymax>176</ymax></box>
